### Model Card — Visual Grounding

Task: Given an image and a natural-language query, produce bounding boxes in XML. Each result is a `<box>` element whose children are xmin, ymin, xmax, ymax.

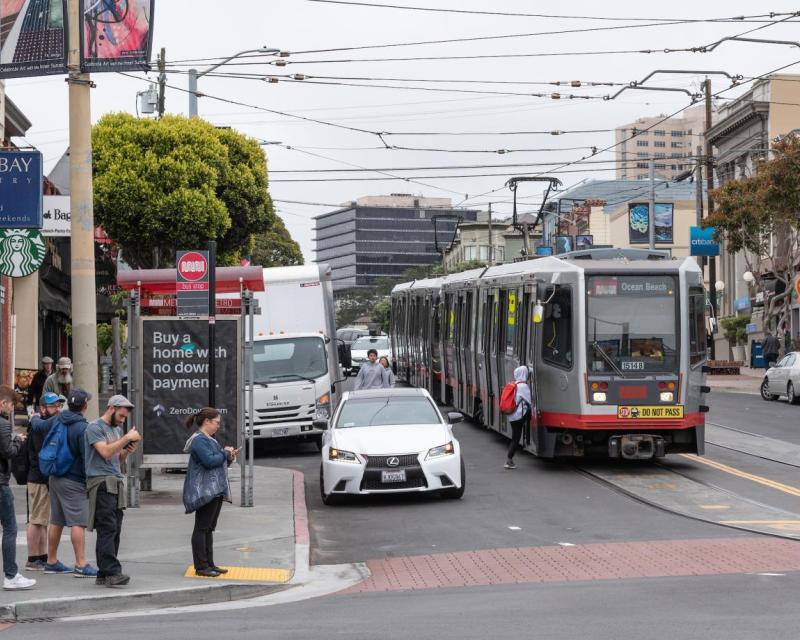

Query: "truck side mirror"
<box><xmin>313</xmin><ymin>419</ymin><xmax>329</xmax><ymax>430</ymax></box>
<box><xmin>338</xmin><ymin>342</ymin><xmax>352</xmax><ymax>369</ymax></box>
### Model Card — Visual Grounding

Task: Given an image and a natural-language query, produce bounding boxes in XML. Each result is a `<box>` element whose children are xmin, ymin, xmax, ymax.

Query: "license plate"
<box><xmin>381</xmin><ymin>470</ymin><xmax>407</xmax><ymax>483</ymax></box>
<box><xmin>617</xmin><ymin>405</ymin><xmax>684</xmax><ymax>419</ymax></box>
<box><xmin>272</xmin><ymin>427</ymin><xmax>290</xmax><ymax>437</ymax></box>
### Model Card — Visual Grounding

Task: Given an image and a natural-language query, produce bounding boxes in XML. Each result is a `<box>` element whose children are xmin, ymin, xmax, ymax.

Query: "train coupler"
<box><xmin>608</xmin><ymin>434</ymin><xmax>666</xmax><ymax>460</ymax></box>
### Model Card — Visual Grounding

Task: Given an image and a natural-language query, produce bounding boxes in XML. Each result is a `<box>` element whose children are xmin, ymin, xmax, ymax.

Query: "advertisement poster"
<box><xmin>554</xmin><ymin>235</ymin><xmax>573</xmax><ymax>255</ymax></box>
<box><xmin>628</xmin><ymin>203</ymin><xmax>674</xmax><ymax>244</ymax></box>
<box><xmin>0</xmin><ymin>150</ymin><xmax>43</xmax><ymax>228</ymax></box>
<box><xmin>80</xmin><ymin>0</ymin><xmax>153</xmax><ymax>72</ymax></box>
<box><xmin>576</xmin><ymin>234</ymin><xmax>593</xmax><ymax>249</ymax></box>
<box><xmin>141</xmin><ymin>318</ymin><xmax>239</xmax><ymax>456</ymax></box>
<box><xmin>0</xmin><ymin>0</ymin><xmax>68</xmax><ymax>79</ymax></box>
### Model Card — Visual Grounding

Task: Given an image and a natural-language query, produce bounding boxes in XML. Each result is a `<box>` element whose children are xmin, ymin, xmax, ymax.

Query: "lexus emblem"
<box><xmin>273</xmin><ymin>395</ymin><xmax>279</xmax><ymax>401</ymax></box>
<box><xmin>386</xmin><ymin>457</ymin><xmax>400</xmax><ymax>467</ymax></box>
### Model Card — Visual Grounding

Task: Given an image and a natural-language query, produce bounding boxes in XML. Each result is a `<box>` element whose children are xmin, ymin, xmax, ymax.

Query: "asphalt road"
<box><xmin>707</xmin><ymin>390</ymin><xmax>800</xmax><ymax>445</ymax></box>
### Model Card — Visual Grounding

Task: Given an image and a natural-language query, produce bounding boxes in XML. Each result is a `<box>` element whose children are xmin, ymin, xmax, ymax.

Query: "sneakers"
<box><xmin>24</xmin><ymin>559</ymin><xmax>46</xmax><ymax>571</ymax></box>
<box><xmin>105</xmin><ymin>574</ymin><xmax>131</xmax><ymax>587</ymax></box>
<box><xmin>95</xmin><ymin>576</ymin><xmax>106</xmax><ymax>586</ymax></box>
<box><xmin>504</xmin><ymin>460</ymin><xmax>517</xmax><ymax>469</ymax></box>
<box><xmin>44</xmin><ymin>560</ymin><xmax>73</xmax><ymax>574</ymax></box>
<box><xmin>73</xmin><ymin>564</ymin><xmax>99</xmax><ymax>578</ymax></box>
<box><xmin>3</xmin><ymin>574</ymin><xmax>36</xmax><ymax>590</ymax></box>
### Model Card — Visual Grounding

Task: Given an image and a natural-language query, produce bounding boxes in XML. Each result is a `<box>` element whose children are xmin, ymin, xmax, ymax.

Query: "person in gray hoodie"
<box><xmin>354</xmin><ymin>349</ymin><xmax>389</xmax><ymax>391</ymax></box>
<box><xmin>505</xmin><ymin>366</ymin><xmax>533</xmax><ymax>470</ymax></box>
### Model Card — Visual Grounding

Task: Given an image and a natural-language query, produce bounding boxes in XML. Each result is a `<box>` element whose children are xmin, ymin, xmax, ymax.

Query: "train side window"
<box><xmin>542</xmin><ymin>286</ymin><xmax>573</xmax><ymax>369</ymax></box>
<box><xmin>688</xmin><ymin>286</ymin><xmax>707</xmax><ymax>365</ymax></box>
<box><xmin>505</xmin><ymin>289</ymin><xmax>517</xmax><ymax>355</ymax></box>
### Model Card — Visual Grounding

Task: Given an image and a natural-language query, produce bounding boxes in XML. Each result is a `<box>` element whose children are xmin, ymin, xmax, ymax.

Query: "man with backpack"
<box><xmin>24</xmin><ymin>392</ymin><xmax>62</xmax><ymax>571</ymax></box>
<box><xmin>41</xmin><ymin>388</ymin><xmax>98</xmax><ymax>578</ymax></box>
<box><xmin>500</xmin><ymin>366</ymin><xmax>533</xmax><ymax>470</ymax></box>
<box><xmin>0</xmin><ymin>384</ymin><xmax>36</xmax><ymax>590</ymax></box>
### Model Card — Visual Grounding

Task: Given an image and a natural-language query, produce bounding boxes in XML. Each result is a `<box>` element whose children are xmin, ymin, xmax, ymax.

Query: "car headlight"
<box><xmin>425</xmin><ymin>441</ymin><xmax>455</xmax><ymax>460</ymax></box>
<box><xmin>329</xmin><ymin>447</ymin><xmax>359</xmax><ymax>463</ymax></box>
<box><xmin>315</xmin><ymin>393</ymin><xmax>330</xmax><ymax>420</ymax></box>
<box><xmin>659</xmin><ymin>392</ymin><xmax>674</xmax><ymax>402</ymax></box>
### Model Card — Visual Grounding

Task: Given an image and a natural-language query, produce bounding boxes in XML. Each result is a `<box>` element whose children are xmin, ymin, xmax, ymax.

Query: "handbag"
<box><xmin>182</xmin><ymin>440</ymin><xmax>230</xmax><ymax>514</ymax></box>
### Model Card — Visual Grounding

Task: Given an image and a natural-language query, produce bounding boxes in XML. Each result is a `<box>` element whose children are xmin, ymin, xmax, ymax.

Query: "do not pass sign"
<box><xmin>176</xmin><ymin>250</ymin><xmax>210</xmax><ymax>316</ymax></box>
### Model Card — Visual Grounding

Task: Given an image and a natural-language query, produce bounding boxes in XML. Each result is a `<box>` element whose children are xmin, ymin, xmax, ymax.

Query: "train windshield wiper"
<box><xmin>591</xmin><ymin>341</ymin><xmax>627</xmax><ymax>378</ymax></box>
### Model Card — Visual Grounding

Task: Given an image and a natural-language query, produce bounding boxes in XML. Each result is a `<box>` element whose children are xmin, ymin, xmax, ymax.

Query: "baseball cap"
<box><xmin>57</xmin><ymin>357</ymin><xmax>72</xmax><ymax>369</ymax></box>
<box><xmin>67</xmin><ymin>388</ymin><xmax>91</xmax><ymax>409</ymax></box>
<box><xmin>107</xmin><ymin>394</ymin><xmax>134</xmax><ymax>409</ymax></box>
<box><xmin>41</xmin><ymin>356</ymin><xmax>54</xmax><ymax>364</ymax></box>
<box><xmin>42</xmin><ymin>392</ymin><xmax>60</xmax><ymax>405</ymax></box>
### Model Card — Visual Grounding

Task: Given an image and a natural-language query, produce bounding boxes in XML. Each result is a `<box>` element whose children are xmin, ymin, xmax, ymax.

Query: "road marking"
<box><xmin>680</xmin><ymin>454</ymin><xmax>800</xmax><ymax>497</ymax></box>
<box><xmin>720</xmin><ymin>520</ymin><xmax>800</xmax><ymax>532</ymax></box>
<box><xmin>700</xmin><ymin>504</ymin><xmax>731</xmax><ymax>510</ymax></box>
<box><xmin>508</xmin><ymin>526</ymin><xmax>521</xmax><ymax>531</ymax></box>
<box><xmin>184</xmin><ymin>565</ymin><xmax>292</xmax><ymax>582</ymax></box>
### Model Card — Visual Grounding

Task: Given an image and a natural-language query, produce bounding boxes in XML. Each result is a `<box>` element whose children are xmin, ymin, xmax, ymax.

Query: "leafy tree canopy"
<box><xmin>250</xmin><ymin>214</ymin><xmax>303</xmax><ymax>268</ymax></box>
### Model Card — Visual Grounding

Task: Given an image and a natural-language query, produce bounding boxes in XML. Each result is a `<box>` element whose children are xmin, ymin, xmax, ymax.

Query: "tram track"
<box><xmin>705</xmin><ymin>422</ymin><xmax>800</xmax><ymax>468</ymax></box>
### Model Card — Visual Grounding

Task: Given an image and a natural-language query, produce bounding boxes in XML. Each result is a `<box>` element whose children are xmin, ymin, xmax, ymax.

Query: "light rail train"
<box><xmin>390</xmin><ymin>248</ymin><xmax>711</xmax><ymax>459</ymax></box>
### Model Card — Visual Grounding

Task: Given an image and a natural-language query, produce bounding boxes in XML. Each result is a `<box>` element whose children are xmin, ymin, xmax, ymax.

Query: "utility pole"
<box><xmin>695</xmin><ymin>145</ymin><xmax>704</xmax><ymax>268</ymax></box>
<box><xmin>648</xmin><ymin>159</ymin><xmax>656</xmax><ymax>250</ymax></box>
<box><xmin>157</xmin><ymin>47</ymin><xmax>166</xmax><ymax>118</ymax></box>
<box><xmin>704</xmin><ymin>78</ymin><xmax>718</xmax><ymax>359</ymax></box>
<box><xmin>487</xmin><ymin>203</ymin><xmax>493</xmax><ymax>265</ymax></box>
<box><xmin>67</xmin><ymin>0</ymin><xmax>99</xmax><ymax>415</ymax></box>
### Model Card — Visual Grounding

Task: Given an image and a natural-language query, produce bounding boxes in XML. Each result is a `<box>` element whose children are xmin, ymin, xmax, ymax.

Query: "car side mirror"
<box><xmin>313</xmin><ymin>419</ymin><xmax>329</xmax><ymax>431</ymax></box>
<box><xmin>447</xmin><ymin>412</ymin><xmax>464</xmax><ymax>424</ymax></box>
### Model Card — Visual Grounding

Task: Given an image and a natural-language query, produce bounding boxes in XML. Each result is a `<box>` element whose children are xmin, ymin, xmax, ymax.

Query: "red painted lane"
<box><xmin>342</xmin><ymin>537</ymin><xmax>800</xmax><ymax>594</ymax></box>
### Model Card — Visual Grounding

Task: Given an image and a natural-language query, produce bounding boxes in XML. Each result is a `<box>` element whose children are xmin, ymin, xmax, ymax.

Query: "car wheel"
<box><xmin>444</xmin><ymin>458</ymin><xmax>466</xmax><ymax>499</ymax></box>
<box><xmin>788</xmin><ymin>382</ymin><xmax>800</xmax><ymax>405</ymax></box>
<box><xmin>319</xmin><ymin>464</ymin><xmax>341</xmax><ymax>506</ymax></box>
<box><xmin>761</xmin><ymin>378</ymin><xmax>777</xmax><ymax>401</ymax></box>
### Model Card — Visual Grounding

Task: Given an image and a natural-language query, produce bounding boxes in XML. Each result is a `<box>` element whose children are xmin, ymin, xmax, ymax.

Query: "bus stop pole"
<box><xmin>239</xmin><ymin>283</ymin><xmax>247</xmax><ymax>506</ymax></box>
<box><xmin>127</xmin><ymin>288</ymin><xmax>142</xmax><ymax>508</ymax></box>
<box><xmin>208</xmin><ymin>241</ymin><xmax>217</xmax><ymax>407</ymax></box>
<box><xmin>247</xmin><ymin>292</ymin><xmax>255</xmax><ymax>507</ymax></box>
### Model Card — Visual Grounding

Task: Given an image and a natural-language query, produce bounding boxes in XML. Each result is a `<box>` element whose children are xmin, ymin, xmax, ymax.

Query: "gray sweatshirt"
<box><xmin>354</xmin><ymin>361</ymin><xmax>388</xmax><ymax>390</ymax></box>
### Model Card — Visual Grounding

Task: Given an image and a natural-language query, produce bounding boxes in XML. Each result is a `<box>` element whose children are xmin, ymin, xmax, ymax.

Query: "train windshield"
<box><xmin>586</xmin><ymin>275</ymin><xmax>678</xmax><ymax>374</ymax></box>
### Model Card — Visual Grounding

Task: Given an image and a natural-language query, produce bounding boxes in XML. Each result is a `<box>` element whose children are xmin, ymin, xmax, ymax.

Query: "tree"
<box><xmin>250</xmin><ymin>214</ymin><xmax>303</xmax><ymax>267</ymax></box>
<box><xmin>705</xmin><ymin>134</ymin><xmax>800</xmax><ymax>332</ymax></box>
<box><xmin>92</xmin><ymin>113</ymin><xmax>275</xmax><ymax>268</ymax></box>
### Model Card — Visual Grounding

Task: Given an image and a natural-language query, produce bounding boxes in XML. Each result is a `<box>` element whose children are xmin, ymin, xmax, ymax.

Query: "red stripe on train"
<box><xmin>539</xmin><ymin>411</ymin><xmax>704</xmax><ymax>431</ymax></box>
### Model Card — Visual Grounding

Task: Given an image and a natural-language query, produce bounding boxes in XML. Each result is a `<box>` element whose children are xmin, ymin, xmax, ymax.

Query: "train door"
<box><xmin>492</xmin><ymin>289</ymin><xmax>509</xmax><ymax>433</ymax></box>
<box><xmin>454</xmin><ymin>291</ymin><xmax>465</xmax><ymax>410</ymax></box>
<box><xmin>463</xmin><ymin>289</ymin><xmax>476</xmax><ymax>415</ymax></box>
<box><xmin>521</xmin><ymin>286</ymin><xmax>539</xmax><ymax>453</ymax></box>
<box><xmin>475</xmin><ymin>288</ymin><xmax>489</xmax><ymax>424</ymax></box>
<box><xmin>408</xmin><ymin>296</ymin><xmax>418</xmax><ymax>387</ymax></box>
<box><xmin>444</xmin><ymin>293</ymin><xmax>456</xmax><ymax>404</ymax></box>
<box><xmin>486</xmin><ymin>289</ymin><xmax>499</xmax><ymax>430</ymax></box>
<box><xmin>422</xmin><ymin>295</ymin><xmax>431</xmax><ymax>393</ymax></box>
<box><xmin>431</xmin><ymin>294</ymin><xmax>444</xmax><ymax>402</ymax></box>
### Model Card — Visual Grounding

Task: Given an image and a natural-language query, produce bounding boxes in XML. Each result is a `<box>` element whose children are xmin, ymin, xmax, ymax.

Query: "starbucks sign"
<box><xmin>0</xmin><ymin>229</ymin><xmax>46</xmax><ymax>277</ymax></box>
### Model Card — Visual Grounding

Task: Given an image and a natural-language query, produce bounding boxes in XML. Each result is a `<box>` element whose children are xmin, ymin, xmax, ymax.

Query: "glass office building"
<box><xmin>314</xmin><ymin>196</ymin><xmax>478</xmax><ymax>291</ymax></box>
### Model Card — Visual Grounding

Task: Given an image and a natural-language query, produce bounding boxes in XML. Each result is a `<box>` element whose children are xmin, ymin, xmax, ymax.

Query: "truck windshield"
<box><xmin>586</xmin><ymin>275</ymin><xmax>678</xmax><ymax>374</ymax></box>
<box><xmin>253</xmin><ymin>337</ymin><xmax>328</xmax><ymax>384</ymax></box>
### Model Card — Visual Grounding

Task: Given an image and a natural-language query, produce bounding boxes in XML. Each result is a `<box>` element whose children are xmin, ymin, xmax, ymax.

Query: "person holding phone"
<box><xmin>183</xmin><ymin>407</ymin><xmax>239</xmax><ymax>578</ymax></box>
<box><xmin>84</xmin><ymin>395</ymin><xmax>141</xmax><ymax>587</ymax></box>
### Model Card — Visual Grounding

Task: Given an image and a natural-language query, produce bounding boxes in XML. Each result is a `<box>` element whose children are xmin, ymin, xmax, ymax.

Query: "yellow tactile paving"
<box><xmin>184</xmin><ymin>565</ymin><xmax>292</xmax><ymax>583</ymax></box>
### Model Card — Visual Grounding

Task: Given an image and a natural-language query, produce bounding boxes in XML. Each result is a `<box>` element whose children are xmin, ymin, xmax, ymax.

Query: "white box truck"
<box><xmin>246</xmin><ymin>264</ymin><xmax>343</xmax><ymax>446</ymax></box>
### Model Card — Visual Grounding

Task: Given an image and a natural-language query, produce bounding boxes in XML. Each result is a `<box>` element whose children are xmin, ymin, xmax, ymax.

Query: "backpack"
<box><xmin>499</xmin><ymin>382</ymin><xmax>521</xmax><ymax>415</ymax></box>
<box><xmin>38</xmin><ymin>419</ymin><xmax>75</xmax><ymax>478</ymax></box>
<box><xmin>10</xmin><ymin>438</ymin><xmax>29</xmax><ymax>485</ymax></box>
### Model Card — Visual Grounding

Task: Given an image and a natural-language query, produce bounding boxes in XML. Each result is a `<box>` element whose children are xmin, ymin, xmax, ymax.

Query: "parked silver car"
<box><xmin>760</xmin><ymin>351</ymin><xmax>800</xmax><ymax>403</ymax></box>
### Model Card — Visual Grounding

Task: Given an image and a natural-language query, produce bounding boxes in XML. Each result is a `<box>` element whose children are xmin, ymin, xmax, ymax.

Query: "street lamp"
<box><xmin>743</xmin><ymin>271</ymin><xmax>755</xmax><ymax>284</ymax></box>
<box><xmin>715</xmin><ymin>280</ymin><xmax>725</xmax><ymax>292</ymax></box>
<box><xmin>189</xmin><ymin>47</ymin><xmax>281</xmax><ymax>117</ymax></box>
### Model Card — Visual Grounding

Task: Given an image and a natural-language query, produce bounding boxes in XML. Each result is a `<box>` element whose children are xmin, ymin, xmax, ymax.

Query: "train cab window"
<box><xmin>542</xmin><ymin>286</ymin><xmax>573</xmax><ymax>368</ymax></box>
<box><xmin>688</xmin><ymin>286</ymin><xmax>707</xmax><ymax>365</ymax></box>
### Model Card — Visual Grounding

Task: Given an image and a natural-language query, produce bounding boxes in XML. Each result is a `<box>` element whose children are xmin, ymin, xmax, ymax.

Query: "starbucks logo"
<box><xmin>0</xmin><ymin>229</ymin><xmax>46</xmax><ymax>278</ymax></box>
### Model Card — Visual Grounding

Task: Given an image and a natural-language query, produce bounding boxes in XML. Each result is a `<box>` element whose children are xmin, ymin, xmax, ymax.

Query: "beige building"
<box><xmin>615</xmin><ymin>105</ymin><xmax>706</xmax><ymax>181</ymax></box>
<box><xmin>444</xmin><ymin>213</ymin><xmax>544</xmax><ymax>269</ymax></box>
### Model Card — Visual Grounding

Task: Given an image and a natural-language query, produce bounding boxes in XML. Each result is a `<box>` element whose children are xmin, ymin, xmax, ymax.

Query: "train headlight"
<box><xmin>592</xmin><ymin>392</ymin><xmax>607</xmax><ymax>402</ymax></box>
<box><xmin>659</xmin><ymin>392</ymin><xmax>674</xmax><ymax>402</ymax></box>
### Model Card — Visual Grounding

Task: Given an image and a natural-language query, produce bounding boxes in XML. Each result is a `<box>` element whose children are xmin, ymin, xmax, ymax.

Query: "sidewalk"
<box><xmin>705</xmin><ymin>366</ymin><xmax>764</xmax><ymax>396</ymax></box>
<box><xmin>1</xmin><ymin>465</ymin><xmax>301</xmax><ymax>620</ymax></box>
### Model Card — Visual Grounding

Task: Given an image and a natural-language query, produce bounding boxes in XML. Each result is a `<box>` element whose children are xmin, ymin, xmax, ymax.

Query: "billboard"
<box><xmin>80</xmin><ymin>0</ymin><xmax>153</xmax><ymax>72</ymax></box>
<box><xmin>0</xmin><ymin>150</ymin><xmax>43</xmax><ymax>228</ymax></box>
<box><xmin>42</xmin><ymin>195</ymin><xmax>70</xmax><ymax>236</ymax></box>
<box><xmin>141</xmin><ymin>318</ymin><xmax>240</xmax><ymax>456</ymax></box>
<box><xmin>628</xmin><ymin>203</ymin><xmax>674</xmax><ymax>244</ymax></box>
<box><xmin>0</xmin><ymin>0</ymin><xmax>68</xmax><ymax>79</ymax></box>
<box><xmin>690</xmin><ymin>226</ymin><xmax>720</xmax><ymax>257</ymax></box>
<box><xmin>554</xmin><ymin>235</ymin><xmax>573</xmax><ymax>255</ymax></box>
<box><xmin>576</xmin><ymin>234</ymin><xmax>593</xmax><ymax>249</ymax></box>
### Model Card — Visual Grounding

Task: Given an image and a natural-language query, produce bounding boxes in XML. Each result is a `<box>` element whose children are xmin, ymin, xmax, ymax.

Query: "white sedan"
<box><xmin>761</xmin><ymin>351</ymin><xmax>800</xmax><ymax>403</ymax></box>
<box><xmin>317</xmin><ymin>388</ymin><xmax>465</xmax><ymax>505</ymax></box>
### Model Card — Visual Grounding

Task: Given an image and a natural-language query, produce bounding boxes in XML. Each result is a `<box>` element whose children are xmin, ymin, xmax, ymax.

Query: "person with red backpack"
<box><xmin>501</xmin><ymin>366</ymin><xmax>532</xmax><ymax>470</ymax></box>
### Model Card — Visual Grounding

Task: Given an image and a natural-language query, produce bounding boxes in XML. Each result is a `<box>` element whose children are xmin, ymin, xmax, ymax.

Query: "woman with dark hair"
<box><xmin>182</xmin><ymin>408</ymin><xmax>240</xmax><ymax>577</ymax></box>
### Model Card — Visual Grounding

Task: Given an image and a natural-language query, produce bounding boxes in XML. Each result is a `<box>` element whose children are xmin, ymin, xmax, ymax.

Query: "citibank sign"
<box><xmin>690</xmin><ymin>226</ymin><xmax>720</xmax><ymax>257</ymax></box>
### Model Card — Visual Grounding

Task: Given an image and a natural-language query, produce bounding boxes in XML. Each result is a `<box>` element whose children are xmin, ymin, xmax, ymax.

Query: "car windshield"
<box><xmin>335</xmin><ymin>396</ymin><xmax>441</xmax><ymax>428</ymax></box>
<box><xmin>252</xmin><ymin>336</ymin><xmax>327</xmax><ymax>384</ymax></box>
<box><xmin>352</xmin><ymin>336</ymin><xmax>389</xmax><ymax>350</ymax></box>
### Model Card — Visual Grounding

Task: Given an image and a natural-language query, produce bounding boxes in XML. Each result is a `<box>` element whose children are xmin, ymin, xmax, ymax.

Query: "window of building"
<box><xmin>655</xmin><ymin>163</ymin><xmax>666</xmax><ymax>169</ymax></box>
<box><xmin>637</xmin><ymin>174</ymin><xmax>647</xmax><ymax>180</ymax></box>
<box><xmin>637</xmin><ymin>152</ymin><xmax>648</xmax><ymax>158</ymax></box>
<box><xmin>671</xmin><ymin>142</ymin><xmax>682</xmax><ymax>148</ymax></box>
<box><xmin>686</xmin><ymin>129</ymin><xmax>692</xmax><ymax>135</ymax></box>
<box><xmin>654</xmin><ymin>141</ymin><xmax>666</xmax><ymax>148</ymax></box>
<box><xmin>670</xmin><ymin>153</ymin><xmax>682</xmax><ymax>158</ymax></box>
<box><xmin>636</xmin><ymin>140</ymin><xmax>649</xmax><ymax>147</ymax></box>
<box><xmin>464</xmin><ymin>246</ymin><xmax>477</xmax><ymax>261</ymax></box>
<box><xmin>636</xmin><ymin>162</ymin><xmax>648</xmax><ymax>168</ymax></box>
<box><xmin>496</xmin><ymin>247</ymin><xmax>505</xmax><ymax>262</ymax></box>
<box><xmin>654</xmin><ymin>130</ymin><xmax>666</xmax><ymax>136</ymax></box>
<box><xmin>654</xmin><ymin>153</ymin><xmax>666</xmax><ymax>159</ymax></box>
<box><xmin>670</xmin><ymin>130</ymin><xmax>683</xmax><ymax>137</ymax></box>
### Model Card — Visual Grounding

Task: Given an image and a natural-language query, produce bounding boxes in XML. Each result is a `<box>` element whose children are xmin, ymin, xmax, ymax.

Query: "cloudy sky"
<box><xmin>6</xmin><ymin>1</ymin><xmax>800</xmax><ymax>260</ymax></box>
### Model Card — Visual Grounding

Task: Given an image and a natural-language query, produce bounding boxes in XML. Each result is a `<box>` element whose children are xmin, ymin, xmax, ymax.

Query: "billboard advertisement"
<box><xmin>0</xmin><ymin>0</ymin><xmax>68</xmax><ymax>79</ymax></box>
<box><xmin>141</xmin><ymin>318</ymin><xmax>240</xmax><ymax>456</ymax></box>
<box><xmin>689</xmin><ymin>226</ymin><xmax>720</xmax><ymax>257</ymax></box>
<box><xmin>554</xmin><ymin>235</ymin><xmax>573</xmax><ymax>255</ymax></box>
<box><xmin>628</xmin><ymin>203</ymin><xmax>674</xmax><ymax>244</ymax></box>
<box><xmin>576</xmin><ymin>234</ymin><xmax>593</xmax><ymax>249</ymax></box>
<box><xmin>80</xmin><ymin>0</ymin><xmax>153</xmax><ymax>72</ymax></box>
<box><xmin>0</xmin><ymin>150</ymin><xmax>43</xmax><ymax>228</ymax></box>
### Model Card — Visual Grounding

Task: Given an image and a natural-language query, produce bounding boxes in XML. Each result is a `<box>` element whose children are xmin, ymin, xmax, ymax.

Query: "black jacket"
<box><xmin>0</xmin><ymin>413</ymin><xmax>21</xmax><ymax>487</ymax></box>
<box><xmin>26</xmin><ymin>369</ymin><xmax>49</xmax><ymax>407</ymax></box>
<box><xmin>763</xmin><ymin>335</ymin><xmax>781</xmax><ymax>357</ymax></box>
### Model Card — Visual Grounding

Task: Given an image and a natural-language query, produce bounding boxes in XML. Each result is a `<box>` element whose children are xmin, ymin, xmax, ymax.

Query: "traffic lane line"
<box><xmin>680</xmin><ymin>454</ymin><xmax>800</xmax><ymax>498</ymax></box>
<box><xmin>341</xmin><ymin>537</ymin><xmax>800</xmax><ymax>593</ymax></box>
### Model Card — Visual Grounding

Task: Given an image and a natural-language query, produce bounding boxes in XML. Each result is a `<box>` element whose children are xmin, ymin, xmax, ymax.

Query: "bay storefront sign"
<box><xmin>0</xmin><ymin>151</ymin><xmax>43</xmax><ymax>228</ymax></box>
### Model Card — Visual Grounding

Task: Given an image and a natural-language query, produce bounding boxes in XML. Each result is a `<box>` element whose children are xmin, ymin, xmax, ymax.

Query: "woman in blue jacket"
<box><xmin>183</xmin><ymin>408</ymin><xmax>240</xmax><ymax>577</ymax></box>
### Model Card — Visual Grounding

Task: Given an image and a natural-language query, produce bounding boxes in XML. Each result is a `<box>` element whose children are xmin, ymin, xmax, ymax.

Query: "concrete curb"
<box><xmin>290</xmin><ymin>470</ymin><xmax>311</xmax><ymax>584</ymax></box>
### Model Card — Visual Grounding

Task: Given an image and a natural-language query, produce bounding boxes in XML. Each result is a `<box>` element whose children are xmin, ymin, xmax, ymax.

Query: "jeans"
<box><xmin>192</xmin><ymin>496</ymin><xmax>223</xmax><ymax>570</ymax></box>
<box><xmin>507</xmin><ymin>418</ymin><xmax>527</xmax><ymax>461</ymax></box>
<box><xmin>0</xmin><ymin>485</ymin><xmax>18</xmax><ymax>579</ymax></box>
<box><xmin>95</xmin><ymin>486</ymin><xmax>124</xmax><ymax>577</ymax></box>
